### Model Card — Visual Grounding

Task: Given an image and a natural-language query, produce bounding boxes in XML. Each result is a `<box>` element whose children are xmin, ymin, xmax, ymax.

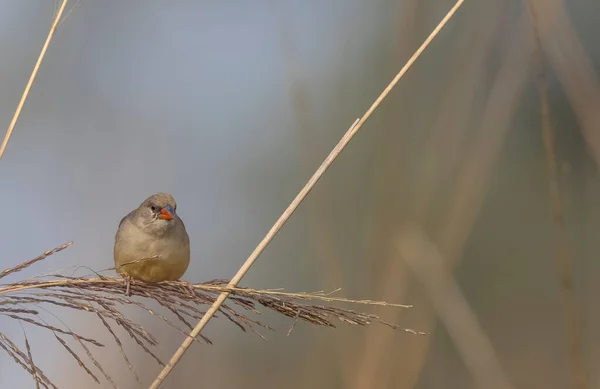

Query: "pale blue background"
<box><xmin>2</xmin><ymin>1</ymin><xmax>600</xmax><ymax>388</ymax></box>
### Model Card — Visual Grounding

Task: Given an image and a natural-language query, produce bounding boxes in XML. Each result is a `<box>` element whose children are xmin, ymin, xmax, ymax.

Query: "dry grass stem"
<box><xmin>398</xmin><ymin>227</ymin><xmax>515</xmax><ymax>389</ymax></box>
<box><xmin>527</xmin><ymin>0</ymin><xmax>600</xmax><ymax>167</ymax></box>
<box><xmin>0</xmin><ymin>0</ymin><xmax>68</xmax><ymax>161</ymax></box>
<box><xmin>527</xmin><ymin>3</ymin><xmax>589</xmax><ymax>387</ymax></box>
<box><xmin>354</xmin><ymin>13</ymin><xmax>534</xmax><ymax>388</ymax></box>
<box><xmin>0</xmin><ymin>242</ymin><xmax>73</xmax><ymax>281</ymax></box>
<box><xmin>273</xmin><ymin>2</ymin><xmax>350</xmax><ymax>382</ymax></box>
<box><xmin>23</xmin><ymin>331</ymin><xmax>41</xmax><ymax>389</ymax></box>
<box><xmin>0</xmin><ymin>243</ymin><xmax>419</xmax><ymax>388</ymax></box>
<box><xmin>148</xmin><ymin>2</ymin><xmax>464</xmax><ymax>387</ymax></box>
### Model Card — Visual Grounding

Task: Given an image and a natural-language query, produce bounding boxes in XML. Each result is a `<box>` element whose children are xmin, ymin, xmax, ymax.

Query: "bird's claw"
<box><xmin>183</xmin><ymin>281</ymin><xmax>195</xmax><ymax>297</ymax></box>
<box><xmin>125</xmin><ymin>276</ymin><xmax>132</xmax><ymax>297</ymax></box>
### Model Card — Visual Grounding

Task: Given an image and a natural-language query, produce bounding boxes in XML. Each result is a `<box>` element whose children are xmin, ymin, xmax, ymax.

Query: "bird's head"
<box><xmin>135</xmin><ymin>193</ymin><xmax>180</xmax><ymax>235</ymax></box>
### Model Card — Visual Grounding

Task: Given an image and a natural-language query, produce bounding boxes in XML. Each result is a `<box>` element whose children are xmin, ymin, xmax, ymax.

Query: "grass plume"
<box><xmin>0</xmin><ymin>243</ymin><xmax>422</xmax><ymax>388</ymax></box>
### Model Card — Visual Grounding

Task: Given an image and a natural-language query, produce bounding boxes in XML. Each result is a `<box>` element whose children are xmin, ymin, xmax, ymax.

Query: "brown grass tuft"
<box><xmin>0</xmin><ymin>243</ymin><xmax>421</xmax><ymax>388</ymax></box>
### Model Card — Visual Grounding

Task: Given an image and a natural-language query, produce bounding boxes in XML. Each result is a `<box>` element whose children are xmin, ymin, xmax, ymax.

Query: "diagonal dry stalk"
<box><xmin>352</xmin><ymin>1</ymin><xmax>506</xmax><ymax>387</ymax></box>
<box><xmin>353</xmin><ymin>10</ymin><xmax>534</xmax><ymax>388</ymax></box>
<box><xmin>526</xmin><ymin>2</ymin><xmax>589</xmax><ymax>387</ymax></box>
<box><xmin>527</xmin><ymin>0</ymin><xmax>600</xmax><ymax>168</ymax></box>
<box><xmin>398</xmin><ymin>227</ymin><xmax>515</xmax><ymax>389</ymax></box>
<box><xmin>271</xmin><ymin>1</ymin><xmax>350</xmax><ymax>385</ymax></box>
<box><xmin>148</xmin><ymin>1</ymin><xmax>466</xmax><ymax>387</ymax></box>
<box><xmin>0</xmin><ymin>0</ymin><xmax>69</xmax><ymax>161</ymax></box>
<box><xmin>0</xmin><ymin>243</ymin><xmax>420</xmax><ymax>388</ymax></box>
<box><xmin>0</xmin><ymin>242</ymin><xmax>73</xmax><ymax>281</ymax></box>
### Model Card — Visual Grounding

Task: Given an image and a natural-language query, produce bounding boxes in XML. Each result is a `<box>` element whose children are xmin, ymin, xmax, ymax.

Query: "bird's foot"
<box><xmin>182</xmin><ymin>280</ymin><xmax>196</xmax><ymax>297</ymax></box>
<box><xmin>124</xmin><ymin>276</ymin><xmax>132</xmax><ymax>297</ymax></box>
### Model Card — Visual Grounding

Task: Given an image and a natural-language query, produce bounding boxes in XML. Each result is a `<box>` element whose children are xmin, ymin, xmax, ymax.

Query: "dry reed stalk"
<box><xmin>410</xmin><ymin>9</ymin><xmax>532</xmax><ymax>378</ymax></box>
<box><xmin>527</xmin><ymin>2</ymin><xmax>589</xmax><ymax>387</ymax></box>
<box><xmin>352</xmin><ymin>1</ymin><xmax>506</xmax><ymax>387</ymax></box>
<box><xmin>0</xmin><ymin>0</ymin><xmax>68</xmax><ymax>161</ymax></box>
<box><xmin>527</xmin><ymin>0</ymin><xmax>600</xmax><ymax>168</ymax></box>
<box><xmin>148</xmin><ymin>1</ymin><xmax>465</xmax><ymax>387</ymax></box>
<box><xmin>352</xmin><ymin>2</ymin><xmax>424</xmax><ymax>388</ymax></box>
<box><xmin>0</xmin><ymin>243</ymin><xmax>419</xmax><ymax>388</ymax></box>
<box><xmin>271</xmin><ymin>2</ymin><xmax>350</xmax><ymax>385</ymax></box>
<box><xmin>435</xmin><ymin>16</ymin><xmax>533</xmax><ymax>263</ymax></box>
<box><xmin>354</xmin><ymin>10</ymin><xmax>534</xmax><ymax>389</ymax></box>
<box><xmin>398</xmin><ymin>227</ymin><xmax>515</xmax><ymax>389</ymax></box>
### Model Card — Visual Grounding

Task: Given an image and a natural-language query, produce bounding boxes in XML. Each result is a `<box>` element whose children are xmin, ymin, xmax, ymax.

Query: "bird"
<box><xmin>114</xmin><ymin>193</ymin><xmax>190</xmax><ymax>295</ymax></box>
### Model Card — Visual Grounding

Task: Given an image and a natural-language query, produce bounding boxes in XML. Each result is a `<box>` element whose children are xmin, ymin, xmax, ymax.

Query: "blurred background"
<box><xmin>1</xmin><ymin>0</ymin><xmax>600</xmax><ymax>388</ymax></box>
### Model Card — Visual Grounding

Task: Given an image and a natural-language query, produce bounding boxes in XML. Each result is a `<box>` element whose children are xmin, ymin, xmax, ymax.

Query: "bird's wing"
<box><xmin>117</xmin><ymin>209</ymin><xmax>136</xmax><ymax>231</ymax></box>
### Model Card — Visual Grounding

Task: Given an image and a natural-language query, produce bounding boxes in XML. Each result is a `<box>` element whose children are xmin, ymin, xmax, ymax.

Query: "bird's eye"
<box><xmin>150</xmin><ymin>205</ymin><xmax>158</xmax><ymax>212</ymax></box>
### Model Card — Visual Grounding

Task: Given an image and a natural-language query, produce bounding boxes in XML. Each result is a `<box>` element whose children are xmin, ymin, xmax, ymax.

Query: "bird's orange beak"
<box><xmin>159</xmin><ymin>208</ymin><xmax>174</xmax><ymax>220</ymax></box>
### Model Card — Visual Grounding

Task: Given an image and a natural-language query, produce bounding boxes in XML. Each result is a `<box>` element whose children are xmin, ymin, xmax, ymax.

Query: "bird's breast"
<box><xmin>114</xmin><ymin>226</ymin><xmax>190</xmax><ymax>282</ymax></box>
